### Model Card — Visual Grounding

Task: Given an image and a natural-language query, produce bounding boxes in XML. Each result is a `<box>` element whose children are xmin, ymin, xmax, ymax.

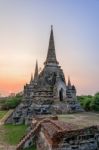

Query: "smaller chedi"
<box><xmin>6</xmin><ymin>26</ymin><xmax>82</xmax><ymax>124</ymax></box>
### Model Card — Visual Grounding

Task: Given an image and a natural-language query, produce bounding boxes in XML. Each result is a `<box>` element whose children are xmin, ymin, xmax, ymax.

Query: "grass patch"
<box><xmin>24</xmin><ymin>146</ymin><xmax>36</xmax><ymax>150</ymax></box>
<box><xmin>0</xmin><ymin>110</ymin><xmax>7</xmax><ymax>119</ymax></box>
<box><xmin>58</xmin><ymin>114</ymin><xmax>74</xmax><ymax>121</ymax></box>
<box><xmin>4</xmin><ymin>124</ymin><xmax>27</xmax><ymax>145</ymax></box>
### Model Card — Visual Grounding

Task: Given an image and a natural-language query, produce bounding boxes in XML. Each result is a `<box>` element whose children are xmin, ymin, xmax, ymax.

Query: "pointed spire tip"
<box><xmin>68</xmin><ymin>76</ymin><xmax>71</xmax><ymax>87</ymax></box>
<box><xmin>34</xmin><ymin>60</ymin><xmax>38</xmax><ymax>81</ymax></box>
<box><xmin>51</xmin><ymin>25</ymin><xmax>53</xmax><ymax>30</ymax></box>
<box><xmin>30</xmin><ymin>73</ymin><xmax>33</xmax><ymax>82</ymax></box>
<box><xmin>44</xmin><ymin>26</ymin><xmax>59</xmax><ymax>65</ymax></box>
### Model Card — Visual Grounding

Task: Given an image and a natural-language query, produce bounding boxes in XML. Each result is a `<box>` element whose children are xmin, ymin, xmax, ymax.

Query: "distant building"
<box><xmin>6</xmin><ymin>26</ymin><xmax>82</xmax><ymax>124</ymax></box>
<box><xmin>9</xmin><ymin>93</ymin><xmax>16</xmax><ymax>97</ymax></box>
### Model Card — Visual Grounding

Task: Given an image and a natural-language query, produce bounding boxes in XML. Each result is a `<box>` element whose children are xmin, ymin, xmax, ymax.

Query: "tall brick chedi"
<box><xmin>6</xmin><ymin>26</ymin><xmax>82</xmax><ymax>124</ymax></box>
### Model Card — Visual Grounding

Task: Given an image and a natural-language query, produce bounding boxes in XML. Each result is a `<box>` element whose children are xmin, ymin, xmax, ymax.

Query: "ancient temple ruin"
<box><xmin>6</xmin><ymin>26</ymin><xmax>82</xmax><ymax>124</ymax></box>
<box><xmin>16</xmin><ymin>116</ymin><xmax>99</xmax><ymax>150</ymax></box>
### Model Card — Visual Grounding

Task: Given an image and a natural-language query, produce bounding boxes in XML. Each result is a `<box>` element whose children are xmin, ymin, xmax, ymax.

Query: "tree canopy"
<box><xmin>0</xmin><ymin>94</ymin><xmax>22</xmax><ymax>110</ymax></box>
<box><xmin>77</xmin><ymin>92</ymin><xmax>99</xmax><ymax>111</ymax></box>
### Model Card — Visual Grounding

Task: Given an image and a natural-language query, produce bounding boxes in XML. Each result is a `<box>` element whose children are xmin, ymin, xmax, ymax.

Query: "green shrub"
<box><xmin>83</xmin><ymin>98</ymin><xmax>92</xmax><ymax>111</ymax></box>
<box><xmin>78</xmin><ymin>93</ymin><xmax>99</xmax><ymax>112</ymax></box>
<box><xmin>90</xmin><ymin>93</ymin><xmax>99</xmax><ymax>111</ymax></box>
<box><xmin>1</xmin><ymin>94</ymin><xmax>22</xmax><ymax>110</ymax></box>
<box><xmin>77</xmin><ymin>95</ymin><xmax>92</xmax><ymax>109</ymax></box>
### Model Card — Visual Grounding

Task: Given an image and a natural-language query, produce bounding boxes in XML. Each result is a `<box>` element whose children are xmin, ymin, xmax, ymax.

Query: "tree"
<box><xmin>90</xmin><ymin>92</ymin><xmax>99</xmax><ymax>111</ymax></box>
<box><xmin>1</xmin><ymin>94</ymin><xmax>22</xmax><ymax>110</ymax></box>
<box><xmin>77</xmin><ymin>95</ymin><xmax>93</xmax><ymax>111</ymax></box>
<box><xmin>83</xmin><ymin>97</ymin><xmax>92</xmax><ymax>111</ymax></box>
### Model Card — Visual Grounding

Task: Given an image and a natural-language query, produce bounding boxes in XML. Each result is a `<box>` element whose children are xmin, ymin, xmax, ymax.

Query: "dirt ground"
<box><xmin>59</xmin><ymin>112</ymin><xmax>99</xmax><ymax>128</ymax></box>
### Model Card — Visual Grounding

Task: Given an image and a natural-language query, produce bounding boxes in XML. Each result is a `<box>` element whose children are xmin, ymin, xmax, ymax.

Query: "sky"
<box><xmin>0</xmin><ymin>0</ymin><xmax>99</xmax><ymax>96</ymax></box>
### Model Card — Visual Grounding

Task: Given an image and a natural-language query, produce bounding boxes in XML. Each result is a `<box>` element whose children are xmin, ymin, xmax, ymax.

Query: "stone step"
<box><xmin>0</xmin><ymin>110</ymin><xmax>14</xmax><ymax>125</ymax></box>
<box><xmin>16</xmin><ymin>126</ymin><xmax>38</xmax><ymax>149</ymax></box>
<box><xmin>16</xmin><ymin>119</ymin><xmax>52</xmax><ymax>150</ymax></box>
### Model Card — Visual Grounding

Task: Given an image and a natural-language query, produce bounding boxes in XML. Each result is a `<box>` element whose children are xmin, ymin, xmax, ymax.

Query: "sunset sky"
<box><xmin>0</xmin><ymin>0</ymin><xmax>99</xmax><ymax>96</ymax></box>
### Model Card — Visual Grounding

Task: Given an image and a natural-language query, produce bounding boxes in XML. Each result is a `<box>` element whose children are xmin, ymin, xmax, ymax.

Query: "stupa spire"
<box><xmin>44</xmin><ymin>25</ymin><xmax>58</xmax><ymax>65</ymax></box>
<box><xmin>68</xmin><ymin>76</ymin><xmax>71</xmax><ymax>87</ymax></box>
<box><xmin>34</xmin><ymin>60</ymin><xmax>38</xmax><ymax>81</ymax></box>
<box><xmin>30</xmin><ymin>73</ymin><xmax>33</xmax><ymax>82</ymax></box>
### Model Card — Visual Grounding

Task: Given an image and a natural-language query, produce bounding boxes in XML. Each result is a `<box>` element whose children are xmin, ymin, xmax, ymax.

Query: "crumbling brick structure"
<box><xmin>16</xmin><ymin>116</ymin><xmax>99</xmax><ymax>150</ymax></box>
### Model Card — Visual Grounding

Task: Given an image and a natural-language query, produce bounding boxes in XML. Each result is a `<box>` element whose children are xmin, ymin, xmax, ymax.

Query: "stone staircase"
<box><xmin>16</xmin><ymin>118</ymin><xmax>56</xmax><ymax>150</ymax></box>
<box><xmin>16</xmin><ymin>121</ymin><xmax>41</xmax><ymax>150</ymax></box>
<box><xmin>0</xmin><ymin>110</ymin><xmax>14</xmax><ymax>125</ymax></box>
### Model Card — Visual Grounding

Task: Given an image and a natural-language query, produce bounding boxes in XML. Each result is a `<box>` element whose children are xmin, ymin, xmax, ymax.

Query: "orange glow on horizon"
<box><xmin>0</xmin><ymin>72</ymin><xmax>97</xmax><ymax>96</ymax></box>
<box><xmin>0</xmin><ymin>77</ymin><xmax>26</xmax><ymax>96</ymax></box>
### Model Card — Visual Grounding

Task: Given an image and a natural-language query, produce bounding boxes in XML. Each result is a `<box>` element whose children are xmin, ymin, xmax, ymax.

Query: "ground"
<box><xmin>24</xmin><ymin>146</ymin><xmax>36</xmax><ymax>150</ymax></box>
<box><xmin>0</xmin><ymin>111</ymin><xmax>7</xmax><ymax>120</ymax></box>
<box><xmin>0</xmin><ymin>124</ymin><xmax>27</xmax><ymax>150</ymax></box>
<box><xmin>0</xmin><ymin>111</ymin><xmax>36</xmax><ymax>150</ymax></box>
<box><xmin>59</xmin><ymin>112</ymin><xmax>99</xmax><ymax>128</ymax></box>
<box><xmin>0</xmin><ymin>111</ymin><xmax>99</xmax><ymax>150</ymax></box>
